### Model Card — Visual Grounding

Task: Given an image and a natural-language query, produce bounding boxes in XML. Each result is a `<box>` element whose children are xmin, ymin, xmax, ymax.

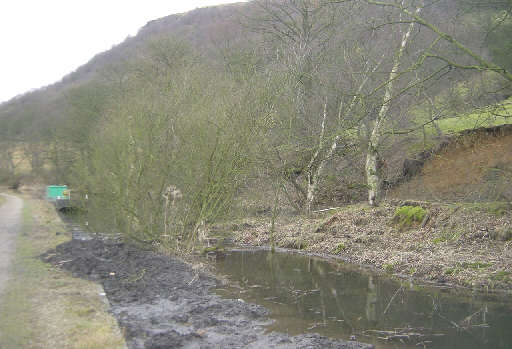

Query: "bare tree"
<box><xmin>365</xmin><ymin>0</ymin><xmax>512</xmax><ymax>83</ymax></box>
<box><xmin>365</xmin><ymin>2</ymin><xmax>423</xmax><ymax>205</ymax></box>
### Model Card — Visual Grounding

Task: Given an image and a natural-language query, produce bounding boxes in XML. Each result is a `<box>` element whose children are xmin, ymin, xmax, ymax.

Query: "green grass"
<box><xmin>405</xmin><ymin>97</ymin><xmax>512</xmax><ymax>155</ymax></box>
<box><xmin>491</xmin><ymin>270</ymin><xmax>511</xmax><ymax>282</ymax></box>
<box><xmin>444</xmin><ymin>202</ymin><xmax>512</xmax><ymax>217</ymax></box>
<box><xmin>0</xmin><ymin>197</ymin><xmax>125</xmax><ymax>349</ymax></box>
<box><xmin>444</xmin><ymin>261</ymin><xmax>492</xmax><ymax>276</ymax></box>
<box><xmin>460</xmin><ymin>261</ymin><xmax>493</xmax><ymax>270</ymax></box>
<box><xmin>0</xmin><ymin>196</ymin><xmax>5</xmax><ymax>207</ymax></box>
<box><xmin>433</xmin><ymin>230</ymin><xmax>462</xmax><ymax>244</ymax></box>
<box><xmin>432</xmin><ymin>99</ymin><xmax>512</xmax><ymax>135</ymax></box>
<box><xmin>333</xmin><ymin>242</ymin><xmax>346</xmax><ymax>254</ymax></box>
<box><xmin>413</xmin><ymin>97</ymin><xmax>512</xmax><ymax>136</ymax></box>
<box><xmin>467</xmin><ymin>202</ymin><xmax>511</xmax><ymax>216</ymax></box>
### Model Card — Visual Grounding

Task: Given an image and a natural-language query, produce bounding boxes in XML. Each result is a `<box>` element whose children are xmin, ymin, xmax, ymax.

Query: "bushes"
<box><xmin>0</xmin><ymin>169</ymin><xmax>22</xmax><ymax>191</ymax></box>
<box><xmin>68</xmin><ymin>41</ymin><xmax>278</xmax><ymax>253</ymax></box>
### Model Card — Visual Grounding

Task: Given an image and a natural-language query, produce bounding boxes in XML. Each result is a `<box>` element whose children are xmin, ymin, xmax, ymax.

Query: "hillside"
<box><xmin>0</xmin><ymin>0</ymin><xmax>511</xmax><ymax>253</ymax></box>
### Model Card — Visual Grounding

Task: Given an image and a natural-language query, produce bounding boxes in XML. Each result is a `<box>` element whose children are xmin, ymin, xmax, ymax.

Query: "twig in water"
<box><xmin>312</xmin><ymin>207</ymin><xmax>342</xmax><ymax>213</ymax></box>
<box><xmin>383</xmin><ymin>285</ymin><xmax>404</xmax><ymax>315</ymax></box>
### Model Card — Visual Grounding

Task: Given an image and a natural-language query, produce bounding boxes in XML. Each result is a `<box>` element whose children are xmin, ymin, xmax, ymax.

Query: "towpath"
<box><xmin>0</xmin><ymin>193</ymin><xmax>22</xmax><ymax>298</ymax></box>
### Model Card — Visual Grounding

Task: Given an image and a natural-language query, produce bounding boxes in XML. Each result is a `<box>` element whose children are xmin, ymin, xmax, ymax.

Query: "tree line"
<box><xmin>0</xmin><ymin>0</ymin><xmax>511</xmax><ymax>251</ymax></box>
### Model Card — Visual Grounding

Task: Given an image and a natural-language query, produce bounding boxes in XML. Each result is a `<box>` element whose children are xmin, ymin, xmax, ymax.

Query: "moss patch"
<box><xmin>201</xmin><ymin>245</ymin><xmax>225</xmax><ymax>255</ymax></box>
<box><xmin>392</xmin><ymin>206</ymin><xmax>427</xmax><ymax>229</ymax></box>
<box><xmin>383</xmin><ymin>263</ymin><xmax>395</xmax><ymax>274</ymax></box>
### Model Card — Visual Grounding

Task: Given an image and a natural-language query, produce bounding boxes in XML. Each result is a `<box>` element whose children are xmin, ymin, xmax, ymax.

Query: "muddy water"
<box><xmin>214</xmin><ymin>250</ymin><xmax>512</xmax><ymax>349</ymax></box>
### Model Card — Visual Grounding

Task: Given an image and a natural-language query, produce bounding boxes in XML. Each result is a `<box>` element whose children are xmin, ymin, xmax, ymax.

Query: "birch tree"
<box><xmin>363</xmin><ymin>0</ymin><xmax>512</xmax><ymax>205</ymax></box>
<box><xmin>365</xmin><ymin>2</ymin><xmax>422</xmax><ymax>206</ymax></box>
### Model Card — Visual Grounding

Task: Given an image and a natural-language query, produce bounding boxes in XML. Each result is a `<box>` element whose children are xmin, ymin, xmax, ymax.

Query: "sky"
<box><xmin>0</xmin><ymin>0</ymin><xmax>247</xmax><ymax>103</ymax></box>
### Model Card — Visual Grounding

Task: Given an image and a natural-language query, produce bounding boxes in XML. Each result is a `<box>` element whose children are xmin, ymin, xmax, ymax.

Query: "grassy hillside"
<box><xmin>433</xmin><ymin>97</ymin><xmax>512</xmax><ymax>135</ymax></box>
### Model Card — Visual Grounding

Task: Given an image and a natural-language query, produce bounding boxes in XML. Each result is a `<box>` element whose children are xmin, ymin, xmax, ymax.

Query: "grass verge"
<box><xmin>0</xmin><ymin>195</ymin><xmax>126</xmax><ymax>349</ymax></box>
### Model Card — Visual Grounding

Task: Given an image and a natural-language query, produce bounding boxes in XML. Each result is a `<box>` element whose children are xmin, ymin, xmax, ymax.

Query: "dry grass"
<box><xmin>0</xmin><ymin>194</ymin><xmax>126</xmax><ymax>349</ymax></box>
<box><xmin>229</xmin><ymin>202</ymin><xmax>512</xmax><ymax>290</ymax></box>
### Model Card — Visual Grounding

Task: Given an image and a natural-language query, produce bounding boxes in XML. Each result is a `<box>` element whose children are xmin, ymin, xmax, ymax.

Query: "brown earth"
<box><xmin>390</xmin><ymin>125</ymin><xmax>512</xmax><ymax>202</ymax></box>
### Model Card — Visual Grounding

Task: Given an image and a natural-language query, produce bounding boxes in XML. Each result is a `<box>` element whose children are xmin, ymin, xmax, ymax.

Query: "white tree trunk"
<box><xmin>306</xmin><ymin>101</ymin><xmax>328</xmax><ymax>213</ymax></box>
<box><xmin>365</xmin><ymin>6</ymin><xmax>421</xmax><ymax>206</ymax></box>
<box><xmin>305</xmin><ymin>53</ymin><xmax>386</xmax><ymax>212</ymax></box>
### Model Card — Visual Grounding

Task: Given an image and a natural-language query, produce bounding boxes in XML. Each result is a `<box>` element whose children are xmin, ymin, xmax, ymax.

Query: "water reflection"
<box><xmin>214</xmin><ymin>250</ymin><xmax>512</xmax><ymax>349</ymax></box>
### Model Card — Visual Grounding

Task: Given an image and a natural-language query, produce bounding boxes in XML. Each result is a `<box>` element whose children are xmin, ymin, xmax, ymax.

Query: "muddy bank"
<box><xmin>43</xmin><ymin>238</ymin><xmax>372</xmax><ymax>349</ymax></box>
<box><xmin>224</xmin><ymin>201</ymin><xmax>512</xmax><ymax>291</ymax></box>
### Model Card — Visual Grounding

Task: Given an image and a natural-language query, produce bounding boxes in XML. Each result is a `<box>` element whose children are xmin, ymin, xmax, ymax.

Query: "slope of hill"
<box><xmin>391</xmin><ymin>124</ymin><xmax>512</xmax><ymax>202</ymax></box>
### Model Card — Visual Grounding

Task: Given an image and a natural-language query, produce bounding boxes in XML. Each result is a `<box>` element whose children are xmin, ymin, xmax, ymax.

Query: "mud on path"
<box><xmin>43</xmin><ymin>238</ymin><xmax>372</xmax><ymax>349</ymax></box>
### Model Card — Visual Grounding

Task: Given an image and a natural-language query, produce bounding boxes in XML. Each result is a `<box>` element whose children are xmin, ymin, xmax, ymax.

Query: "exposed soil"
<box><xmin>43</xmin><ymin>238</ymin><xmax>373</xmax><ymax>349</ymax></box>
<box><xmin>391</xmin><ymin>124</ymin><xmax>512</xmax><ymax>202</ymax></box>
<box><xmin>223</xmin><ymin>201</ymin><xmax>512</xmax><ymax>291</ymax></box>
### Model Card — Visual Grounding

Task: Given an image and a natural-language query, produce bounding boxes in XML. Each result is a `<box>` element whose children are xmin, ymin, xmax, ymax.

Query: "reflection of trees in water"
<box><xmin>217</xmin><ymin>251</ymin><xmax>512</xmax><ymax>349</ymax></box>
<box><xmin>308</xmin><ymin>257</ymin><xmax>357</xmax><ymax>333</ymax></box>
<box><xmin>366</xmin><ymin>276</ymin><xmax>378</xmax><ymax>324</ymax></box>
<box><xmin>234</xmin><ymin>253</ymin><xmax>380</xmax><ymax>333</ymax></box>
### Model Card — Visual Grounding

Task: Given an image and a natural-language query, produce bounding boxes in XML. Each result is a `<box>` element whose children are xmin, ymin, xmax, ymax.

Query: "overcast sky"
<box><xmin>0</xmin><ymin>0</ymin><xmax>247</xmax><ymax>103</ymax></box>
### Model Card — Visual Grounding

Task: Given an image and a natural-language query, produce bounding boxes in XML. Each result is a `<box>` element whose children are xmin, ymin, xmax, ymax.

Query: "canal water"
<box><xmin>58</xmin><ymin>210</ymin><xmax>93</xmax><ymax>241</ymax></box>
<box><xmin>214</xmin><ymin>250</ymin><xmax>512</xmax><ymax>349</ymax></box>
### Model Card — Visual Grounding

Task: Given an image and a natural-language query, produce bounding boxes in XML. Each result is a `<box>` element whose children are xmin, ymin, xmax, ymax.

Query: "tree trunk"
<box><xmin>365</xmin><ymin>7</ymin><xmax>421</xmax><ymax>206</ymax></box>
<box><xmin>366</xmin><ymin>142</ymin><xmax>381</xmax><ymax>206</ymax></box>
<box><xmin>306</xmin><ymin>101</ymin><xmax>328</xmax><ymax>213</ymax></box>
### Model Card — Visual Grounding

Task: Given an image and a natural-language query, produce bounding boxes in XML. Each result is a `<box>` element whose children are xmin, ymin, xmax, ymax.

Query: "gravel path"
<box><xmin>0</xmin><ymin>193</ymin><xmax>22</xmax><ymax>298</ymax></box>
